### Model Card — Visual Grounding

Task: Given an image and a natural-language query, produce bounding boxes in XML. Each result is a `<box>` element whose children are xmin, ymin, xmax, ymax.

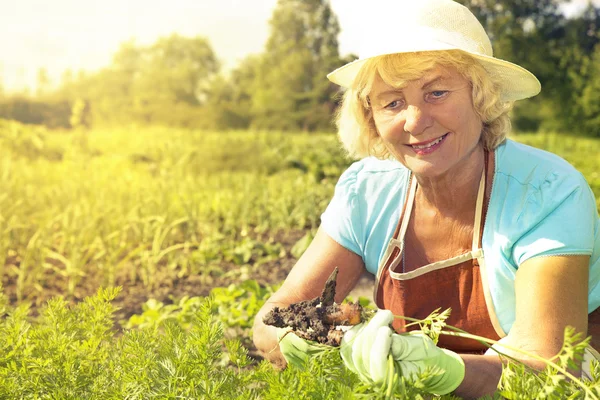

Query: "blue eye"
<box><xmin>425</xmin><ymin>90</ymin><xmax>449</xmax><ymax>103</ymax></box>
<box><xmin>385</xmin><ymin>100</ymin><xmax>402</xmax><ymax>109</ymax></box>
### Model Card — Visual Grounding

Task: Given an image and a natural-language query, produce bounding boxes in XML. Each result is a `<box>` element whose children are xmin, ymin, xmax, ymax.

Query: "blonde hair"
<box><xmin>335</xmin><ymin>50</ymin><xmax>513</xmax><ymax>159</ymax></box>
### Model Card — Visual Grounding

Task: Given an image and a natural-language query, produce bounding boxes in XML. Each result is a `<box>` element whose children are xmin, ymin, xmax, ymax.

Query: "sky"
<box><xmin>0</xmin><ymin>0</ymin><xmax>597</xmax><ymax>92</ymax></box>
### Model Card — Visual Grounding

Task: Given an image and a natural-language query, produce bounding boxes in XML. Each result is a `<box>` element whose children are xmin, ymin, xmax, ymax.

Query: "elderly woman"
<box><xmin>253</xmin><ymin>0</ymin><xmax>600</xmax><ymax>398</ymax></box>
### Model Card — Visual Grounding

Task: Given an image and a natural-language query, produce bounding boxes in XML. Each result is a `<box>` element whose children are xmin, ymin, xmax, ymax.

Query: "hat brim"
<box><xmin>327</xmin><ymin>49</ymin><xmax>541</xmax><ymax>102</ymax></box>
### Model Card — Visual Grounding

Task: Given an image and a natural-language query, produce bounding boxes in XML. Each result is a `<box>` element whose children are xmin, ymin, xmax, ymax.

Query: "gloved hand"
<box><xmin>340</xmin><ymin>309</ymin><xmax>397</xmax><ymax>384</ymax></box>
<box><xmin>276</xmin><ymin>328</ymin><xmax>328</xmax><ymax>369</ymax></box>
<box><xmin>340</xmin><ymin>310</ymin><xmax>465</xmax><ymax>395</ymax></box>
<box><xmin>391</xmin><ymin>331</ymin><xmax>465</xmax><ymax>395</ymax></box>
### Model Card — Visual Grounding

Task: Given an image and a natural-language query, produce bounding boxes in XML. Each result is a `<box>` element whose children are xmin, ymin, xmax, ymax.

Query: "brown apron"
<box><xmin>374</xmin><ymin>151</ymin><xmax>505</xmax><ymax>353</ymax></box>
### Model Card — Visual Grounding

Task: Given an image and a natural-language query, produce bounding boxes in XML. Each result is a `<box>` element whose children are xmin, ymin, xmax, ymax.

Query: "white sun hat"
<box><xmin>327</xmin><ymin>0</ymin><xmax>541</xmax><ymax>102</ymax></box>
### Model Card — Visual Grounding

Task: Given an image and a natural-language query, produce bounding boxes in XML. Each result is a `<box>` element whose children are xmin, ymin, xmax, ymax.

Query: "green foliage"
<box><xmin>1</xmin><ymin>0</ymin><xmax>346</xmax><ymax>132</ymax></box>
<box><xmin>204</xmin><ymin>67</ymin><xmax>256</xmax><ymax>130</ymax></box>
<box><xmin>0</xmin><ymin>288</ymin><xmax>261</xmax><ymax>399</ymax></box>
<box><xmin>573</xmin><ymin>43</ymin><xmax>600</xmax><ymax>136</ymax></box>
<box><xmin>2</xmin><ymin>281</ymin><xmax>600</xmax><ymax>398</ymax></box>
<box><xmin>0</xmin><ymin>123</ymin><xmax>352</xmax><ymax>301</ymax></box>
<box><xmin>403</xmin><ymin>308</ymin><xmax>453</xmax><ymax>345</ymax></box>
<box><xmin>126</xmin><ymin>280</ymin><xmax>278</xmax><ymax>333</ymax></box>
<box><xmin>0</xmin><ymin>95</ymin><xmax>71</xmax><ymax>128</ymax></box>
<box><xmin>0</xmin><ymin>288</ymin><xmax>119</xmax><ymax>398</ymax></box>
<box><xmin>222</xmin><ymin>238</ymin><xmax>285</xmax><ymax>266</ymax></box>
<box><xmin>113</xmin><ymin>309</ymin><xmax>258</xmax><ymax>399</ymax></box>
<box><xmin>95</xmin><ymin>35</ymin><xmax>219</xmax><ymax>127</ymax></box>
<box><xmin>70</xmin><ymin>98</ymin><xmax>91</xmax><ymax>129</ymax></box>
<box><xmin>210</xmin><ymin>280</ymin><xmax>278</xmax><ymax>330</ymax></box>
<box><xmin>249</xmin><ymin>0</ymin><xmax>342</xmax><ymax>132</ymax></box>
<box><xmin>0</xmin><ymin>119</ymin><xmax>63</xmax><ymax>161</ymax></box>
<box><xmin>2</xmin><ymin>35</ymin><xmax>220</xmax><ymax>129</ymax></box>
<box><xmin>457</xmin><ymin>0</ymin><xmax>600</xmax><ymax>134</ymax></box>
<box><xmin>124</xmin><ymin>296</ymin><xmax>206</xmax><ymax>330</ymax></box>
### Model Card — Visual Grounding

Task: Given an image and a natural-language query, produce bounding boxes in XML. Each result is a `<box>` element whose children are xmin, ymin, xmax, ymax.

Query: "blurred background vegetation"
<box><xmin>1</xmin><ymin>0</ymin><xmax>599</xmax><ymax>135</ymax></box>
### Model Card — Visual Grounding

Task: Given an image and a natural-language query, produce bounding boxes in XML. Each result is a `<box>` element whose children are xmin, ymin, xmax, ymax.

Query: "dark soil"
<box><xmin>263</xmin><ymin>268</ymin><xmax>363</xmax><ymax>346</ymax></box>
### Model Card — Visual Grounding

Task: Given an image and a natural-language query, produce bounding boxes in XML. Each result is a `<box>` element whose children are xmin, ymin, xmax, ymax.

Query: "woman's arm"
<box><xmin>252</xmin><ymin>227</ymin><xmax>366</xmax><ymax>367</ymax></box>
<box><xmin>455</xmin><ymin>254</ymin><xmax>590</xmax><ymax>399</ymax></box>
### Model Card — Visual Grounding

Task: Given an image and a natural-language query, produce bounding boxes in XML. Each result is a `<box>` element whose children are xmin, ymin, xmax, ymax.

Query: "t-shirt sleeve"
<box><xmin>320</xmin><ymin>162</ymin><xmax>364</xmax><ymax>257</ymax></box>
<box><xmin>512</xmin><ymin>171</ymin><xmax>598</xmax><ymax>266</ymax></box>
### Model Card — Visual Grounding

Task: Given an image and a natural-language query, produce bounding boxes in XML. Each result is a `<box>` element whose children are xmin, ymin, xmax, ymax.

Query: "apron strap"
<box><xmin>397</xmin><ymin>175</ymin><xmax>418</xmax><ymax>241</ymax></box>
<box><xmin>472</xmin><ymin>170</ymin><xmax>486</xmax><ymax>251</ymax></box>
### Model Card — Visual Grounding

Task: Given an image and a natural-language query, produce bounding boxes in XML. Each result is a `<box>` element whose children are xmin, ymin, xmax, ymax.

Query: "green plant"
<box><xmin>2</xmin><ymin>286</ymin><xmax>600</xmax><ymax>399</ymax></box>
<box><xmin>210</xmin><ymin>280</ymin><xmax>278</xmax><ymax>330</ymax></box>
<box><xmin>0</xmin><ymin>287</ymin><xmax>262</xmax><ymax>399</ymax></box>
<box><xmin>126</xmin><ymin>280</ymin><xmax>278</xmax><ymax>333</ymax></box>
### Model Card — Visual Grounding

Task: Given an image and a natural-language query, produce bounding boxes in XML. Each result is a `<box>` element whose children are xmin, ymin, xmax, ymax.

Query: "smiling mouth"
<box><xmin>408</xmin><ymin>133</ymin><xmax>449</xmax><ymax>150</ymax></box>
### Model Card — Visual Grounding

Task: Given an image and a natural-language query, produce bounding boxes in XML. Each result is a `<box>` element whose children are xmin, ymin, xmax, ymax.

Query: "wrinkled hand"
<box><xmin>340</xmin><ymin>310</ymin><xmax>465</xmax><ymax>395</ymax></box>
<box><xmin>276</xmin><ymin>328</ymin><xmax>327</xmax><ymax>369</ymax></box>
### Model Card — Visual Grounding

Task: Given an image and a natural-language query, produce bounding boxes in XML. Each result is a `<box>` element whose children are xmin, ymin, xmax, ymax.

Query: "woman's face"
<box><xmin>369</xmin><ymin>65</ymin><xmax>483</xmax><ymax>178</ymax></box>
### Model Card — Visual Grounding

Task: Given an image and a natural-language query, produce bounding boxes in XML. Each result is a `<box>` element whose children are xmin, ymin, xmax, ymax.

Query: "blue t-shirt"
<box><xmin>321</xmin><ymin>139</ymin><xmax>600</xmax><ymax>334</ymax></box>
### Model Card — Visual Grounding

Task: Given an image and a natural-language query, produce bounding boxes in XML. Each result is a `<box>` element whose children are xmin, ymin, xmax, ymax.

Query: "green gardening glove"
<box><xmin>391</xmin><ymin>332</ymin><xmax>465</xmax><ymax>395</ymax></box>
<box><xmin>340</xmin><ymin>310</ymin><xmax>397</xmax><ymax>385</ymax></box>
<box><xmin>276</xmin><ymin>328</ymin><xmax>328</xmax><ymax>369</ymax></box>
<box><xmin>340</xmin><ymin>310</ymin><xmax>465</xmax><ymax>396</ymax></box>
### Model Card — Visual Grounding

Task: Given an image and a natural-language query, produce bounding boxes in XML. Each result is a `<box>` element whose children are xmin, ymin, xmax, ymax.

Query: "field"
<box><xmin>1</xmin><ymin>119</ymin><xmax>600</xmax><ymax>398</ymax></box>
<box><xmin>0</xmin><ymin>121</ymin><xmax>352</xmax><ymax>315</ymax></box>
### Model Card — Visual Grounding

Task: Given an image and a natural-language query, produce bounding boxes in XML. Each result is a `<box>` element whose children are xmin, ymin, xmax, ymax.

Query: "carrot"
<box><xmin>324</xmin><ymin>302</ymin><xmax>362</xmax><ymax>326</ymax></box>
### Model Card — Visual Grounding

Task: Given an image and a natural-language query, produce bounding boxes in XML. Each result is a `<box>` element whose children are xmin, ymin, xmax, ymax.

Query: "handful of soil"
<box><xmin>263</xmin><ymin>268</ymin><xmax>364</xmax><ymax>346</ymax></box>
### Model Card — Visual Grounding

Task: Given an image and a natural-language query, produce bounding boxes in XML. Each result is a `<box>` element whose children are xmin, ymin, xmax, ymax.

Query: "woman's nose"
<box><xmin>403</xmin><ymin>105</ymin><xmax>433</xmax><ymax>135</ymax></box>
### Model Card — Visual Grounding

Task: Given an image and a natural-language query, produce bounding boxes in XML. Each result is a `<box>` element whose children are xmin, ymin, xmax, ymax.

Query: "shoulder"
<box><xmin>336</xmin><ymin>157</ymin><xmax>410</xmax><ymax>195</ymax></box>
<box><xmin>345</xmin><ymin>157</ymin><xmax>410</xmax><ymax>178</ymax></box>
<box><xmin>495</xmin><ymin>139</ymin><xmax>587</xmax><ymax>194</ymax></box>
<box><xmin>322</xmin><ymin>157</ymin><xmax>410</xmax><ymax>270</ymax></box>
<box><xmin>494</xmin><ymin>140</ymin><xmax>593</xmax><ymax>213</ymax></box>
<box><xmin>488</xmin><ymin>139</ymin><xmax>597</xmax><ymax>261</ymax></box>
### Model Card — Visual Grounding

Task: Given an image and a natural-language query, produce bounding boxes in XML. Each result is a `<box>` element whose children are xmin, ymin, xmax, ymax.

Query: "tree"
<box><xmin>555</xmin><ymin>3</ymin><xmax>600</xmax><ymax>134</ymax></box>
<box><xmin>456</xmin><ymin>0</ymin><xmax>566</xmax><ymax>89</ymax></box>
<box><xmin>125</xmin><ymin>35</ymin><xmax>219</xmax><ymax>125</ymax></box>
<box><xmin>457</xmin><ymin>0</ymin><xmax>600</xmax><ymax>134</ymax></box>
<box><xmin>143</xmin><ymin>34</ymin><xmax>219</xmax><ymax>106</ymax></box>
<box><xmin>205</xmin><ymin>55</ymin><xmax>262</xmax><ymax>130</ymax></box>
<box><xmin>251</xmin><ymin>0</ymin><xmax>342</xmax><ymax>131</ymax></box>
<box><xmin>577</xmin><ymin>45</ymin><xmax>600</xmax><ymax>136</ymax></box>
<box><xmin>56</xmin><ymin>36</ymin><xmax>220</xmax><ymax>127</ymax></box>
